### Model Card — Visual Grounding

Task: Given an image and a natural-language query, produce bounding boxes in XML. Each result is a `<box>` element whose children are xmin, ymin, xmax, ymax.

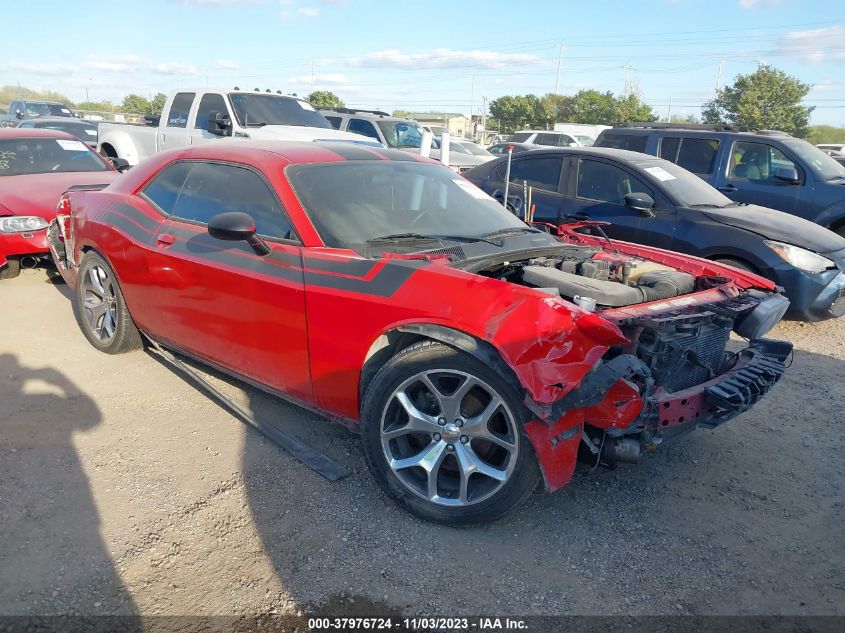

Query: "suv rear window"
<box><xmin>659</xmin><ymin>136</ymin><xmax>719</xmax><ymax>175</ymax></box>
<box><xmin>595</xmin><ymin>133</ymin><xmax>646</xmax><ymax>153</ymax></box>
<box><xmin>509</xmin><ymin>132</ymin><xmax>532</xmax><ymax>142</ymax></box>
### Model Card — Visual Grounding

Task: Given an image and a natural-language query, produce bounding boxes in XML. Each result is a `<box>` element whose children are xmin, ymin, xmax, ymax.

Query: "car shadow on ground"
<box><xmin>229</xmin><ymin>343</ymin><xmax>844</xmax><ymax>616</ymax></box>
<box><xmin>0</xmin><ymin>353</ymin><xmax>138</xmax><ymax>620</ymax></box>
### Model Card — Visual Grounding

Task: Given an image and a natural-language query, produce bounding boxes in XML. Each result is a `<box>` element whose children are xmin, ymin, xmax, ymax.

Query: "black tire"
<box><xmin>0</xmin><ymin>257</ymin><xmax>21</xmax><ymax>280</ymax></box>
<box><xmin>360</xmin><ymin>340</ymin><xmax>541</xmax><ymax>526</ymax></box>
<box><xmin>714</xmin><ymin>257</ymin><xmax>756</xmax><ymax>273</ymax></box>
<box><xmin>74</xmin><ymin>251</ymin><xmax>143</xmax><ymax>354</ymax></box>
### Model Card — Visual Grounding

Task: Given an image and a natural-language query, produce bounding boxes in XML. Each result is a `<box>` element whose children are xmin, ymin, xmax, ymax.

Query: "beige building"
<box><xmin>405</xmin><ymin>112</ymin><xmax>472</xmax><ymax>139</ymax></box>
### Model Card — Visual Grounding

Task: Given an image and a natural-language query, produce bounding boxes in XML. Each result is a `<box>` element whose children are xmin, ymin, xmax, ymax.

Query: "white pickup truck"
<box><xmin>97</xmin><ymin>89</ymin><xmax>378</xmax><ymax>166</ymax></box>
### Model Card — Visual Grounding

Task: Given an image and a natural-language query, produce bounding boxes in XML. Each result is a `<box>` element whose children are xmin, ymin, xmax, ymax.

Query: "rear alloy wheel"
<box><xmin>361</xmin><ymin>341</ymin><xmax>540</xmax><ymax>525</ymax></box>
<box><xmin>74</xmin><ymin>252</ymin><xmax>142</xmax><ymax>354</ymax></box>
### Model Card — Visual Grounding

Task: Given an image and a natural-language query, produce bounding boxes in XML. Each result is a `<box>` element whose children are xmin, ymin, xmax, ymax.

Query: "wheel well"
<box><xmin>358</xmin><ymin>325</ymin><xmax>522</xmax><ymax>409</ymax></box>
<box><xmin>829</xmin><ymin>217</ymin><xmax>845</xmax><ymax>236</ymax></box>
<box><xmin>706</xmin><ymin>255</ymin><xmax>760</xmax><ymax>274</ymax></box>
<box><xmin>100</xmin><ymin>143</ymin><xmax>117</xmax><ymax>158</ymax></box>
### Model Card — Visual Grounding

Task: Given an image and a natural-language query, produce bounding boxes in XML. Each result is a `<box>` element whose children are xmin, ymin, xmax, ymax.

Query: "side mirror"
<box><xmin>774</xmin><ymin>166</ymin><xmax>800</xmax><ymax>184</ymax></box>
<box><xmin>109</xmin><ymin>157</ymin><xmax>130</xmax><ymax>172</ymax></box>
<box><xmin>208</xmin><ymin>212</ymin><xmax>270</xmax><ymax>256</ymax></box>
<box><xmin>206</xmin><ymin>111</ymin><xmax>232</xmax><ymax>137</ymax></box>
<box><xmin>624</xmin><ymin>192</ymin><xmax>655</xmax><ymax>217</ymax></box>
<box><xmin>567</xmin><ymin>142</ymin><xmax>578</xmax><ymax>147</ymax></box>
<box><xmin>15</xmin><ymin>110</ymin><xmax>23</xmax><ymax>119</ymax></box>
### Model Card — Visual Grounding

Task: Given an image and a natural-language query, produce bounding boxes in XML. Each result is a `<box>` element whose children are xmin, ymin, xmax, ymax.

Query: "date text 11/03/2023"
<box><xmin>307</xmin><ymin>617</ymin><xmax>528</xmax><ymax>630</ymax></box>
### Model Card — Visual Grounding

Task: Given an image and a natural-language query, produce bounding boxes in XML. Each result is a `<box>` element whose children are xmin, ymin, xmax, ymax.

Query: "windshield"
<box><xmin>376</xmin><ymin>121</ymin><xmax>425</xmax><ymax>148</ymax></box>
<box><xmin>227</xmin><ymin>93</ymin><xmax>332</xmax><ymax>128</ymax></box>
<box><xmin>30</xmin><ymin>120</ymin><xmax>98</xmax><ymax>141</ymax></box>
<box><xmin>0</xmin><ymin>138</ymin><xmax>110</xmax><ymax>176</ymax></box>
<box><xmin>26</xmin><ymin>102</ymin><xmax>74</xmax><ymax>117</ymax></box>
<box><xmin>783</xmin><ymin>139</ymin><xmax>845</xmax><ymax>181</ymax></box>
<box><xmin>639</xmin><ymin>159</ymin><xmax>734</xmax><ymax>207</ymax></box>
<box><xmin>457</xmin><ymin>141</ymin><xmax>492</xmax><ymax>156</ymax></box>
<box><xmin>286</xmin><ymin>161</ymin><xmax>529</xmax><ymax>251</ymax></box>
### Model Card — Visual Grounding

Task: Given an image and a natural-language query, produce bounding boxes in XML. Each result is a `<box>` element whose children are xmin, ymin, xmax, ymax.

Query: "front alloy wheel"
<box><xmin>361</xmin><ymin>341</ymin><xmax>540</xmax><ymax>525</ymax></box>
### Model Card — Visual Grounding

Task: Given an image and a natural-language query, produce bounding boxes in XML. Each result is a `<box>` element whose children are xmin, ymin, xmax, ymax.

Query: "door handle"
<box><xmin>718</xmin><ymin>184</ymin><xmax>738</xmax><ymax>193</ymax></box>
<box><xmin>156</xmin><ymin>233</ymin><xmax>175</xmax><ymax>246</ymax></box>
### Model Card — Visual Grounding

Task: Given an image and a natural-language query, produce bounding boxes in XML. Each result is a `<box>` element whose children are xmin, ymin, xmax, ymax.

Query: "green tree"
<box><xmin>702</xmin><ymin>64</ymin><xmax>813</xmax><ymax>137</ymax></box>
<box><xmin>489</xmin><ymin>94</ymin><xmax>542</xmax><ymax>133</ymax></box>
<box><xmin>75</xmin><ymin>100</ymin><xmax>115</xmax><ymax>113</ymax></box>
<box><xmin>151</xmin><ymin>93</ymin><xmax>167</xmax><ymax>115</ymax></box>
<box><xmin>565</xmin><ymin>90</ymin><xmax>618</xmax><ymax>124</ymax></box>
<box><xmin>307</xmin><ymin>90</ymin><xmax>344</xmax><ymax>109</ymax></box>
<box><xmin>806</xmin><ymin>124</ymin><xmax>845</xmax><ymax>145</ymax></box>
<box><xmin>121</xmin><ymin>94</ymin><xmax>151</xmax><ymax>114</ymax></box>
<box><xmin>615</xmin><ymin>93</ymin><xmax>658</xmax><ymax>124</ymax></box>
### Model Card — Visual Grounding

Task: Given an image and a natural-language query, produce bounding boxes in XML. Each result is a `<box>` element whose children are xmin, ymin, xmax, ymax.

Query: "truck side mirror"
<box><xmin>109</xmin><ymin>157</ymin><xmax>130</xmax><ymax>172</ymax></box>
<box><xmin>206</xmin><ymin>111</ymin><xmax>232</xmax><ymax>137</ymax></box>
<box><xmin>15</xmin><ymin>110</ymin><xmax>23</xmax><ymax>119</ymax></box>
<box><xmin>774</xmin><ymin>166</ymin><xmax>800</xmax><ymax>184</ymax></box>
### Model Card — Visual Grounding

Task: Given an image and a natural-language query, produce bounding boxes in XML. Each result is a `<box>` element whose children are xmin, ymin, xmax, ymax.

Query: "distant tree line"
<box><xmin>0</xmin><ymin>86</ymin><xmax>168</xmax><ymax>116</ymax></box>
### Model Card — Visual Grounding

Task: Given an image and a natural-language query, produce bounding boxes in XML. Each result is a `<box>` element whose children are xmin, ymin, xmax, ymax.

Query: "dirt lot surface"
<box><xmin>1</xmin><ymin>269</ymin><xmax>843</xmax><ymax>619</ymax></box>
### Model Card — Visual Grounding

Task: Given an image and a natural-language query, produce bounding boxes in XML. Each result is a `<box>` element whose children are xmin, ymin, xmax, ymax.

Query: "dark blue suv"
<box><xmin>463</xmin><ymin>147</ymin><xmax>845</xmax><ymax>320</ymax></box>
<box><xmin>594</xmin><ymin>124</ymin><xmax>845</xmax><ymax>237</ymax></box>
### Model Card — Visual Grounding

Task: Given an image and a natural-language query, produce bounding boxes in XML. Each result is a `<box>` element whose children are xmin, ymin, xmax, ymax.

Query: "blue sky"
<box><xmin>2</xmin><ymin>0</ymin><xmax>844</xmax><ymax>125</ymax></box>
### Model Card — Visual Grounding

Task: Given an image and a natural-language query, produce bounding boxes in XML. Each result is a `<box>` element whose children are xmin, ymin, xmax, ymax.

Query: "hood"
<box><xmin>0</xmin><ymin>172</ymin><xmax>118</xmax><ymax>219</ymax></box>
<box><xmin>244</xmin><ymin>125</ymin><xmax>380</xmax><ymax>145</ymax></box>
<box><xmin>397</xmin><ymin>148</ymin><xmax>488</xmax><ymax>167</ymax></box>
<box><xmin>701</xmin><ymin>203</ymin><xmax>845</xmax><ymax>256</ymax></box>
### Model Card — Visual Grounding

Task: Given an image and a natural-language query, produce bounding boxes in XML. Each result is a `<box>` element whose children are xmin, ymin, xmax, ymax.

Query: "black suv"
<box><xmin>594</xmin><ymin>124</ymin><xmax>845</xmax><ymax>237</ymax></box>
<box><xmin>464</xmin><ymin>147</ymin><xmax>845</xmax><ymax>320</ymax></box>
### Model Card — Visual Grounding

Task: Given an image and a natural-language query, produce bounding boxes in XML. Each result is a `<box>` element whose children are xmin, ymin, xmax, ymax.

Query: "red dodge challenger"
<box><xmin>49</xmin><ymin>141</ymin><xmax>792</xmax><ymax>524</ymax></box>
<box><xmin>0</xmin><ymin>128</ymin><xmax>117</xmax><ymax>279</ymax></box>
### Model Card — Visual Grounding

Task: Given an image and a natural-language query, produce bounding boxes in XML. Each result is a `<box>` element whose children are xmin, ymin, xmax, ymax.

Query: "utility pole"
<box><xmin>469</xmin><ymin>73</ymin><xmax>475</xmax><ymax>132</ymax></box>
<box><xmin>481</xmin><ymin>96</ymin><xmax>487</xmax><ymax>138</ymax></box>
<box><xmin>715</xmin><ymin>57</ymin><xmax>724</xmax><ymax>96</ymax></box>
<box><xmin>623</xmin><ymin>64</ymin><xmax>631</xmax><ymax>96</ymax></box>
<box><xmin>553</xmin><ymin>41</ymin><xmax>565</xmax><ymax>95</ymax></box>
<box><xmin>666</xmin><ymin>96</ymin><xmax>672</xmax><ymax>123</ymax></box>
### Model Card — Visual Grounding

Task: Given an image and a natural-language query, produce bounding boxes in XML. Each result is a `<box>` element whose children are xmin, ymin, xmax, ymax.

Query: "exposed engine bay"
<box><xmin>481</xmin><ymin>251</ymin><xmax>698</xmax><ymax>308</ymax></box>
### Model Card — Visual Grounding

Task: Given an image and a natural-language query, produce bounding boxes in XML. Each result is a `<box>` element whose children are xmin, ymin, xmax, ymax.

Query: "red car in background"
<box><xmin>49</xmin><ymin>141</ymin><xmax>792</xmax><ymax>524</ymax></box>
<box><xmin>0</xmin><ymin>128</ymin><xmax>117</xmax><ymax>279</ymax></box>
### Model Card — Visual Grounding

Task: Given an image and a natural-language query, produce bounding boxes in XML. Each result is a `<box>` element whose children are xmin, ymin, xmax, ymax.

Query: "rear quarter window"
<box><xmin>595</xmin><ymin>133</ymin><xmax>646</xmax><ymax>153</ymax></box>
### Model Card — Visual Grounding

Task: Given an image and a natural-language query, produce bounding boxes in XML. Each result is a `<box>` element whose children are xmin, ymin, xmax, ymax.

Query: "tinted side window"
<box><xmin>507</xmin><ymin>158</ymin><xmax>563</xmax><ymax>192</ymax></box>
<box><xmin>509</xmin><ymin>132</ymin><xmax>532</xmax><ymax>142</ymax></box>
<box><xmin>659</xmin><ymin>137</ymin><xmax>681</xmax><ymax>161</ymax></box>
<box><xmin>167</xmin><ymin>93</ymin><xmax>195</xmax><ymax>128</ymax></box>
<box><xmin>142</xmin><ymin>162</ymin><xmax>193</xmax><ymax>213</ymax></box>
<box><xmin>595</xmin><ymin>133</ymin><xmax>646</xmax><ymax>153</ymax></box>
<box><xmin>676</xmin><ymin>138</ymin><xmax>719</xmax><ymax>174</ymax></box>
<box><xmin>347</xmin><ymin>118</ymin><xmax>380</xmax><ymax>140</ymax></box>
<box><xmin>577</xmin><ymin>159</ymin><xmax>653</xmax><ymax>204</ymax></box>
<box><xmin>145</xmin><ymin>162</ymin><xmax>296</xmax><ymax>240</ymax></box>
<box><xmin>324</xmin><ymin>116</ymin><xmax>341</xmax><ymax>129</ymax></box>
<box><xmin>194</xmin><ymin>93</ymin><xmax>227</xmax><ymax>129</ymax></box>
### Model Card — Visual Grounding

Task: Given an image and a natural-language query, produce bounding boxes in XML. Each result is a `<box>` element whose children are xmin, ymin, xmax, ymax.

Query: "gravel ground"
<box><xmin>1</xmin><ymin>268</ymin><xmax>843</xmax><ymax>619</ymax></box>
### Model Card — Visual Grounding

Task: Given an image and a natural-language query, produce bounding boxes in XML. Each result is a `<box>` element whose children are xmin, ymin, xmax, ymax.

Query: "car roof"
<box><xmin>174</xmin><ymin>140</ymin><xmax>433</xmax><ymax>165</ymax></box>
<box><xmin>505</xmin><ymin>146</ymin><xmax>657</xmax><ymax>162</ymax></box>
<box><xmin>19</xmin><ymin>117</ymin><xmax>93</xmax><ymax>126</ymax></box>
<box><xmin>603</xmin><ymin>126</ymin><xmax>794</xmax><ymax>141</ymax></box>
<box><xmin>321</xmin><ymin>109</ymin><xmax>414</xmax><ymax>124</ymax></box>
<box><xmin>0</xmin><ymin>128</ymin><xmax>80</xmax><ymax>140</ymax></box>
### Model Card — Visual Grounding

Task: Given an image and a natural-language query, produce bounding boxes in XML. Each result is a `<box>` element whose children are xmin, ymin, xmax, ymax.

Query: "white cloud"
<box><xmin>289</xmin><ymin>72</ymin><xmax>349</xmax><ymax>84</ymax></box>
<box><xmin>171</xmin><ymin>0</ymin><xmax>264</xmax><ymax>5</ymax></box>
<box><xmin>739</xmin><ymin>0</ymin><xmax>780</xmax><ymax>7</ymax></box>
<box><xmin>777</xmin><ymin>25</ymin><xmax>845</xmax><ymax>62</ymax></box>
<box><xmin>152</xmin><ymin>63</ymin><xmax>198</xmax><ymax>75</ymax></box>
<box><xmin>297</xmin><ymin>6</ymin><xmax>320</xmax><ymax>15</ymax></box>
<box><xmin>3</xmin><ymin>61</ymin><xmax>79</xmax><ymax>76</ymax></box>
<box><xmin>280</xmin><ymin>9</ymin><xmax>290</xmax><ymax>15</ymax></box>
<box><xmin>216</xmin><ymin>59</ymin><xmax>240</xmax><ymax>69</ymax></box>
<box><xmin>348</xmin><ymin>48</ymin><xmax>543</xmax><ymax>70</ymax></box>
<box><xmin>84</xmin><ymin>55</ymin><xmax>141</xmax><ymax>73</ymax></box>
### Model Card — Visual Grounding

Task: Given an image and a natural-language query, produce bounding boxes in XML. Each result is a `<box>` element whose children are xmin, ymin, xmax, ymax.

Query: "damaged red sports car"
<box><xmin>49</xmin><ymin>142</ymin><xmax>793</xmax><ymax>525</ymax></box>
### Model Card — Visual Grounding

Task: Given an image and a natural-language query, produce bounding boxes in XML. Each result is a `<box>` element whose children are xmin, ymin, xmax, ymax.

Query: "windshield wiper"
<box><xmin>368</xmin><ymin>232</ymin><xmax>502</xmax><ymax>246</ymax></box>
<box><xmin>482</xmin><ymin>226</ymin><xmax>543</xmax><ymax>238</ymax></box>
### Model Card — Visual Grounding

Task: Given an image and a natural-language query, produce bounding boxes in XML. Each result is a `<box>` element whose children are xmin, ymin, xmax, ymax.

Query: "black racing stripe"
<box><xmin>167</xmin><ymin>232</ymin><xmax>305</xmax><ymax>284</ymax></box>
<box><xmin>321</xmin><ymin>143</ymin><xmax>387</xmax><ymax>161</ymax></box>
<box><xmin>305</xmin><ymin>260</ymin><xmax>422</xmax><ymax>297</ymax></box>
<box><xmin>303</xmin><ymin>256</ymin><xmax>377</xmax><ymax>277</ymax></box>
<box><xmin>166</xmin><ymin>223</ymin><xmax>303</xmax><ymax>267</ymax></box>
<box><xmin>112</xmin><ymin>202</ymin><xmax>161</xmax><ymax>232</ymax></box>
<box><xmin>108</xmin><ymin>214</ymin><xmax>156</xmax><ymax>244</ymax></box>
